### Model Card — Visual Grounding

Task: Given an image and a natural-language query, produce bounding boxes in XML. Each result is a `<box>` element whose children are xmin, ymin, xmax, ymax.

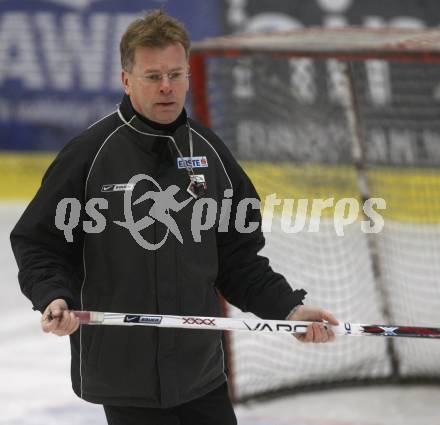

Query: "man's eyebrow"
<box><xmin>143</xmin><ymin>66</ymin><xmax>184</xmax><ymax>74</ymax></box>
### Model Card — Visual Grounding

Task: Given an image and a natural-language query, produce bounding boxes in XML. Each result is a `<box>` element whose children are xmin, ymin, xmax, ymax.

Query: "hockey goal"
<box><xmin>189</xmin><ymin>27</ymin><xmax>440</xmax><ymax>402</ymax></box>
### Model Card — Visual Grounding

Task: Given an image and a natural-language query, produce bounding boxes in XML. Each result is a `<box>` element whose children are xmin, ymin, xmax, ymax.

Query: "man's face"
<box><xmin>122</xmin><ymin>43</ymin><xmax>189</xmax><ymax>124</ymax></box>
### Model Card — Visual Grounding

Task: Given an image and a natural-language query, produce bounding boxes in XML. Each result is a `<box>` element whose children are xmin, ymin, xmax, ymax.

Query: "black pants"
<box><xmin>103</xmin><ymin>383</ymin><xmax>237</xmax><ymax>425</ymax></box>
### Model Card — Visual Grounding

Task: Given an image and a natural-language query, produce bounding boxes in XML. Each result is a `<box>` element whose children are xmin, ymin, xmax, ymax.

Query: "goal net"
<box><xmin>189</xmin><ymin>28</ymin><xmax>440</xmax><ymax>402</ymax></box>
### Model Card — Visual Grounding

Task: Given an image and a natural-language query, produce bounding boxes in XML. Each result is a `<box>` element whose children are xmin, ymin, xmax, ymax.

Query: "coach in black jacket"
<box><xmin>10</xmin><ymin>10</ymin><xmax>337</xmax><ymax>425</ymax></box>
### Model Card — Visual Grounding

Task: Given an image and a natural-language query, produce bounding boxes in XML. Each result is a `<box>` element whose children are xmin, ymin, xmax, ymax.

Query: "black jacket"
<box><xmin>10</xmin><ymin>95</ymin><xmax>306</xmax><ymax>408</ymax></box>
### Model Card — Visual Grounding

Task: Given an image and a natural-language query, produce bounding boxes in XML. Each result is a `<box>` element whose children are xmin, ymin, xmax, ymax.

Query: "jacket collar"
<box><xmin>118</xmin><ymin>94</ymin><xmax>188</xmax><ymax>136</ymax></box>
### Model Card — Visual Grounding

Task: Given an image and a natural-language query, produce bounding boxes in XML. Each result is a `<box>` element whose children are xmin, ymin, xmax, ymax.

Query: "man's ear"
<box><xmin>121</xmin><ymin>70</ymin><xmax>130</xmax><ymax>95</ymax></box>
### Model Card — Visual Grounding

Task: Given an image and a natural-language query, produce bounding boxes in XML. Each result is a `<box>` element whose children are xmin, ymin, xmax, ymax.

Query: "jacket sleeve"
<box><xmin>213</xmin><ymin>138</ymin><xmax>307</xmax><ymax>320</ymax></box>
<box><xmin>10</xmin><ymin>139</ymin><xmax>90</xmax><ymax>313</ymax></box>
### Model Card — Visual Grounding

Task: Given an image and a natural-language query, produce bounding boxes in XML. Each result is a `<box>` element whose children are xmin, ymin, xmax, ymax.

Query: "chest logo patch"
<box><xmin>101</xmin><ymin>183</ymin><xmax>134</xmax><ymax>192</ymax></box>
<box><xmin>177</xmin><ymin>156</ymin><xmax>208</xmax><ymax>169</ymax></box>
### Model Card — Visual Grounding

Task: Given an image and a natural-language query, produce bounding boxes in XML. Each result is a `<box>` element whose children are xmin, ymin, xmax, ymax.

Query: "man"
<box><xmin>11</xmin><ymin>10</ymin><xmax>338</xmax><ymax>425</ymax></box>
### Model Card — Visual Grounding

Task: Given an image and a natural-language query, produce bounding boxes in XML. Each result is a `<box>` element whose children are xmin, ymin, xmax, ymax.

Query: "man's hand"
<box><xmin>288</xmin><ymin>305</ymin><xmax>338</xmax><ymax>343</ymax></box>
<box><xmin>41</xmin><ymin>298</ymin><xmax>80</xmax><ymax>336</ymax></box>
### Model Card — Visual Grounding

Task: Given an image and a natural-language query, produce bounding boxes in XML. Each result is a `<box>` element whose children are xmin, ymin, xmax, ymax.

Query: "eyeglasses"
<box><xmin>136</xmin><ymin>70</ymin><xmax>190</xmax><ymax>85</ymax></box>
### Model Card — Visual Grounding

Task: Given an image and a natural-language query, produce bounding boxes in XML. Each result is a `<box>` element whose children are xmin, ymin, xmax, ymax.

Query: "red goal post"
<box><xmin>188</xmin><ymin>27</ymin><xmax>440</xmax><ymax>403</ymax></box>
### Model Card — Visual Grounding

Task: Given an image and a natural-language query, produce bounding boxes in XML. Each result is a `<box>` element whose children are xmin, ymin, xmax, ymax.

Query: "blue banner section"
<box><xmin>0</xmin><ymin>0</ymin><xmax>221</xmax><ymax>151</ymax></box>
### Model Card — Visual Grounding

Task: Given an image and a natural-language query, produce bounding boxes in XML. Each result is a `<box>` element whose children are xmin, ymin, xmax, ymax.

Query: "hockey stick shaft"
<box><xmin>73</xmin><ymin>311</ymin><xmax>440</xmax><ymax>339</ymax></box>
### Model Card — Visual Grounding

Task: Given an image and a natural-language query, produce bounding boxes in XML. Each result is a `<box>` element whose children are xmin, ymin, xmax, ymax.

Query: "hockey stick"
<box><xmin>73</xmin><ymin>311</ymin><xmax>440</xmax><ymax>339</ymax></box>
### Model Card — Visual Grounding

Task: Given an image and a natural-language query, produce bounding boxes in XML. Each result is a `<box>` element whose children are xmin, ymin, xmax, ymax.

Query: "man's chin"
<box><xmin>152</xmin><ymin>110</ymin><xmax>182</xmax><ymax>124</ymax></box>
<box><xmin>153</xmin><ymin>115</ymin><xmax>177</xmax><ymax>124</ymax></box>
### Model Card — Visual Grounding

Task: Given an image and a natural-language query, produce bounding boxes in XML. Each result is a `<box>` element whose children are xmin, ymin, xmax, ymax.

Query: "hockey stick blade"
<box><xmin>73</xmin><ymin>311</ymin><xmax>440</xmax><ymax>339</ymax></box>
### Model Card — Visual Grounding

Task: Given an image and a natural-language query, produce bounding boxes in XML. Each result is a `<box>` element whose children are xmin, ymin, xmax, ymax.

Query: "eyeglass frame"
<box><xmin>135</xmin><ymin>69</ymin><xmax>191</xmax><ymax>85</ymax></box>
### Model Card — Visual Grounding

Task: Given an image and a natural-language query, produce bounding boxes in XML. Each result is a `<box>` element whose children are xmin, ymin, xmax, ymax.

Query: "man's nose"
<box><xmin>159</xmin><ymin>76</ymin><xmax>172</xmax><ymax>94</ymax></box>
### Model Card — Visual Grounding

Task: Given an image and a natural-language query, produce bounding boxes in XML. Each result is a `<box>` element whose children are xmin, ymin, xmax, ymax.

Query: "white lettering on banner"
<box><xmin>42</xmin><ymin>0</ymin><xmax>108</xmax><ymax>10</ymax></box>
<box><xmin>228</xmin><ymin>3</ymin><xmax>436</xmax><ymax>108</ymax></box>
<box><xmin>288</xmin><ymin>58</ymin><xmax>316</xmax><ymax>103</ymax></box>
<box><xmin>363</xmin><ymin>16</ymin><xmax>425</xmax><ymax>106</ymax></box>
<box><xmin>236</xmin><ymin>120</ymin><xmax>348</xmax><ymax>163</ymax></box>
<box><xmin>0</xmin><ymin>97</ymin><xmax>116</xmax><ymax>126</ymax></box>
<box><xmin>35</xmin><ymin>12</ymin><xmax>109</xmax><ymax>90</ymax></box>
<box><xmin>0</xmin><ymin>11</ymin><xmax>138</xmax><ymax>91</ymax></box>
<box><xmin>322</xmin><ymin>15</ymin><xmax>351</xmax><ymax>106</ymax></box>
<box><xmin>0</xmin><ymin>99</ymin><xmax>11</xmax><ymax>120</ymax></box>
<box><xmin>317</xmin><ymin>0</ymin><xmax>352</xmax><ymax>13</ymax></box>
<box><xmin>0</xmin><ymin>13</ymin><xmax>44</xmax><ymax>89</ymax></box>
